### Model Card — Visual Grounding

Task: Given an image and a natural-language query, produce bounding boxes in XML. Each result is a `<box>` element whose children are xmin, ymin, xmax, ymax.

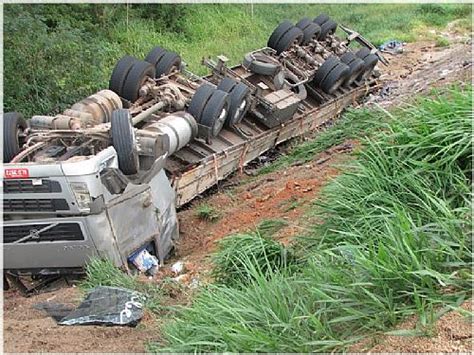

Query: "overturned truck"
<box><xmin>3</xmin><ymin>16</ymin><xmax>385</xmax><ymax>291</ymax></box>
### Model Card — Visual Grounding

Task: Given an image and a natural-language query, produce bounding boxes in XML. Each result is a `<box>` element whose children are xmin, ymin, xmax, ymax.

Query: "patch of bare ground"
<box><xmin>175</xmin><ymin>140</ymin><xmax>356</xmax><ymax>269</ymax></box>
<box><xmin>350</xmin><ymin>300</ymin><xmax>473</xmax><ymax>353</ymax></box>
<box><xmin>3</xmin><ymin>285</ymin><xmax>158</xmax><ymax>353</ymax></box>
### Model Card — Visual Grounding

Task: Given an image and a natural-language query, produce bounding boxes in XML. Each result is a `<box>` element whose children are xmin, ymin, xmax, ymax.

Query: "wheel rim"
<box><xmin>347</xmin><ymin>67</ymin><xmax>364</xmax><ymax>86</ymax></box>
<box><xmin>233</xmin><ymin>99</ymin><xmax>247</xmax><ymax>121</ymax></box>
<box><xmin>213</xmin><ymin>108</ymin><xmax>227</xmax><ymax>135</ymax></box>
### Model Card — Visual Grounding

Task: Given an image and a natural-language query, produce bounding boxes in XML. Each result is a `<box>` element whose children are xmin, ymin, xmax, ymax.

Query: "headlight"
<box><xmin>71</xmin><ymin>182</ymin><xmax>91</xmax><ymax>212</ymax></box>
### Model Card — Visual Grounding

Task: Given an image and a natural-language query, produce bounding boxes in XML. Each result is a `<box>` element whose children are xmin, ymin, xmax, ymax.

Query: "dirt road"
<box><xmin>3</xmin><ymin>37</ymin><xmax>472</xmax><ymax>353</ymax></box>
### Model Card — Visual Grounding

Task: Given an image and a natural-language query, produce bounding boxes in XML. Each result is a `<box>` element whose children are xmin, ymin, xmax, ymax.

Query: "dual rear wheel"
<box><xmin>187</xmin><ymin>78</ymin><xmax>251</xmax><ymax>136</ymax></box>
<box><xmin>109</xmin><ymin>47</ymin><xmax>182</xmax><ymax>103</ymax></box>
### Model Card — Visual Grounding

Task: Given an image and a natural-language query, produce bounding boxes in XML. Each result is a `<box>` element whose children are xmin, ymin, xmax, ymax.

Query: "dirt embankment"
<box><xmin>3</xmin><ymin>37</ymin><xmax>472</xmax><ymax>353</ymax></box>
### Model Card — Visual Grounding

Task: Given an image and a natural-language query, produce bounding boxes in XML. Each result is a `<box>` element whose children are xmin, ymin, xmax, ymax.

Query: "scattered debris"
<box><xmin>59</xmin><ymin>286</ymin><xmax>145</xmax><ymax>327</ymax></box>
<box><xmin>128</xmin><ymin>248</ymin><xmax>159</xmax><ymax>276</ymax></box>
<box><xmin>171</xmin><ymin>261</ymin><xmax>185</xmax><ymax>275</ymax></box>
<box><xmin>379</xmin><ymin>40</ymin><xmax>405</xmax><ymax>55</ymax></box>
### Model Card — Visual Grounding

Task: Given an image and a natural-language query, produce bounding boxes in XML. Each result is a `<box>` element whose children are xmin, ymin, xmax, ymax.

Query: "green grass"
<box><xmin>154</xmin><ymin>85</ymin><xmax>472</xmax><ymax>352</ymax></box>
<box><xmin>81</xmin><ymin>258</ymin><xmax>185</xmax><ymax>315</ymax></box>
<box><xmin>195</xmin><ymin>203</ymin><xmax>220</xmax><ymax>221</ymax></box>
<box><xmin>211</xmin><ymin>230</ymin><xmax>297</xmax><ymax>288</ymax></box>
<box><xmin>4</xmin><ymin>3</ymin><xmax>472</xmax><ymax>117</ymax></box>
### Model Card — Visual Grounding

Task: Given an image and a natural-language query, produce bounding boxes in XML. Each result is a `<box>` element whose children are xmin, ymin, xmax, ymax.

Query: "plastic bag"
<box><xmin>58</xmin><ymin>286</ymin><xmax>145</xmax><ymax>327</ymax></box>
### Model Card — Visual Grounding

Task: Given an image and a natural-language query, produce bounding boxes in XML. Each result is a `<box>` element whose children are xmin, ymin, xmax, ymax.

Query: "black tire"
<box><xmin>217</xmin><ymin>77</ymin><xmax>238</xmax><ymax>93</ymax></box>
<box><xmin>200</xmin><ymin>89</ymin><xmax>230</xmax><ymax>137</ymax></box>
<box><xmin>340</xmin><ymin>52</ymin><xmax>365</xmax><ymax>86</ymax></box>
<box><xmin>319</xmin><ymin>19</ymin><xmax>337</xmax><ymax>40</ymax></box>
<box><xmin>274</xmin><ymin>26</ymin><xmax>304</xmax><ymax>54</ymax></box>
<box><xmin>243</xmin><ymin>52</ymin><xmax>281</xmax><ymax>76</ymax></box>
<box><xmin>313</xmin><ymin>13</ymin><xmax>330</xmax><ymax>26</ymax></box>
<box><xmin>358</xmin><ymin>53</ymin><xmax>378</xmax><ymax>81</ymax></box>
<box><xmin>312</xmin><ymin>56</ymin><xmax>340</xmax><ymax>86</ymax></box>
<box><xmin>155</xmin><ymin>51</ymin><xmax>181</xmax><ymax>77</ymax></box>
<box><xmin>225</xmin><ymin>82</ymin><xmax>251</xmax><ymax>127</ymax></box>
<box><xmin>111</xmin><ymin>109</ymin><xmax>139</xmax><ymax>175</ymax></box>
<box><xmin>121</xmin><ymin>60</ymin><xmax>155</xmax><ymax>102</ymax></box>
<box><xmin>144</xmin><ymin>46</ymin><xmax>167</xmax><ymax>67</ymax></box>
<box><xmin>109</xmin><ymin>55</ymin><xmax>137</xmax><ymax>96</ymax></box>
<box><xmin>356</xmin><ymin>47</ymin><xmax>372</xmax><ymax>60</ymax></box>
<box><xmin>267</xmin><ymin>21</ymin><xmax>294</xmax><ymax>49</ymax></box>
<box><xmin>3</xmin><ymin>112</ymin><xmax>27</xmax><ymax>163</ymax></box>
<box><xmin>295</xmin><ymin>17</ymin><xmax>313</xmax><ymax>30</ymax></box>
<box><xmin>187</xmin><ymin>84</ymin><xmax>215</xmax><ymax>122</ymax></box>
<box><xmin>320</xmin><ymin>63</ymin><xmax>350</xmax><ymax>94</ymax></box>
<box><xmin>301</xmin><ymin>23</ymin><xmax>321</xmax><ymax>44</ymax></box>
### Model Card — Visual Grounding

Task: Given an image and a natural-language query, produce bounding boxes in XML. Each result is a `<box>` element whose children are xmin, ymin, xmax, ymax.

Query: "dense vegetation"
<box><xmin>4</xmin><ymin>3</ymin><xmax>471</xmax><ymax>117</ymax></box>
<box><xmin>152</xmin><ymin>85</ymin><xmax>472</xmax><ymax>352</ymax></box>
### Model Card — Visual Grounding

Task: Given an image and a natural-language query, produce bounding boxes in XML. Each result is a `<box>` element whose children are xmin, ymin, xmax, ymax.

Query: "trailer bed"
<box><xmin>167</xmin><ymin>77</ymin><xmax>378</xmax><ymax>207</ymax></box>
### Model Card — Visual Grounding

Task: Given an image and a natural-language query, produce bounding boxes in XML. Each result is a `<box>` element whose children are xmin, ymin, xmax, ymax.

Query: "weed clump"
<box><xmin>196</xmin><ymin>203</ymin><xmax>220</xmax><ymax>221</ymax></box>
<box><xmin>211</xmin><ymin>231</ymin><xmax>297</xmax><ymax>287</ymax></box>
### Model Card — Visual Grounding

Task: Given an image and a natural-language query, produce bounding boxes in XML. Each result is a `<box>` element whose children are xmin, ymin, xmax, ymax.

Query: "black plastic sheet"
<box><xmin>58</xmin><ymin>286</ymin><xmax>145</xmax><ymax>327</ymax></box>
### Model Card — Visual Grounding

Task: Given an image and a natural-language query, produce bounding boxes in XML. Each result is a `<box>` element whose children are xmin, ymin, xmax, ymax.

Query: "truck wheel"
<box><xmin>111</xmin><ymin>109</ymin><xmax>139</xmax><ymax>175</ymax></box>
<box><xmin>222</xmin><ymin>81</ymin><xmax>251</xmax><ymax>127</ymax></box>
<box><xmin>267</xmin><ymin>20</ymin><xmax>294</xmax><ymax>49</ymax></box>
<box><xmin>243</xmin><ymin>52</ymin><xmax>281</xmax><ymax>76</ymax></box>
<box><xmin>217</xmin><ymin>77</ymin><xmax>238</xmax><ymax>93</ymax></box>
<box><xmin>187</xmin><ymin>84</ymin><xmax>215</xmax><ymax>122</ymax></box>
<box><xmin>313</xmin><ymin>56</ymin><xmax>340</xmax><ymax>86</ymax></box>
<box><xmin>4</xmin><ymin>112</ymin><xmax>27</xmax><ymax>163</ymax></box>
<box><xmin>359</xmin><ymin>54</ymin><xmax>378</xmax><ymax>80</ymax></box>
<box><xmin>109</xmin><ymin>55</ymin><xmax>137</xmax><ymax>97</ymax></box>
<box><xmin>121</xmin><ymin>60</ymin><xmax>156</xmax><ymax>102</ymax></box>
<box><xmin>313</xmin><ymin>13</ymin><xmax>330</xmax><ymax>26</ymax></box>
<box><xmin>340</xmin><ymin>52</ymin><xmax>365</xmax><ymax>86</ymax></box>
<box><xmin>155</xmin><ymin>51</ymin><xmax>181</xmax><ymax>77</ymax></box>
<box><xmin>144</xmin><ymin>46</ymin><xmax>167</xmax><ymax>67</ymax></box>
<box><xmin>300</xmin><ymin>23</ymin><xmax>321</xmax><ymax>45</ymax></box>
<box><xmin>200</xmin><ymin>89</ymin><xmax>230</xmax><ymax>137</ymax></box>
<box><xmin>355</xmin><ymin>47</ymin><xmax>371</xmax><ymax>59</ymax></box>
<box><xmin>296</xmin><ymin>17</ymin><xmax>312</xmax><ymax>29</ymax></box>
<box><xmin>320</xmin><ymin>62</ymin><xmax>350</xmax><ymax>94</ymax></box>
<box><xmin>356</xmin><ymin>48</ymin><xmax>379</xmax><ymax>81</ymax></box>
<box><xmin>319</xmin><ymin>19</ymin><xmax>337</xmax><ymax>40</ymax></box>
<box><xmin>274</xmin><ymin>26</ymin><xmax>304</xmax><ymax>54</ymax></box>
